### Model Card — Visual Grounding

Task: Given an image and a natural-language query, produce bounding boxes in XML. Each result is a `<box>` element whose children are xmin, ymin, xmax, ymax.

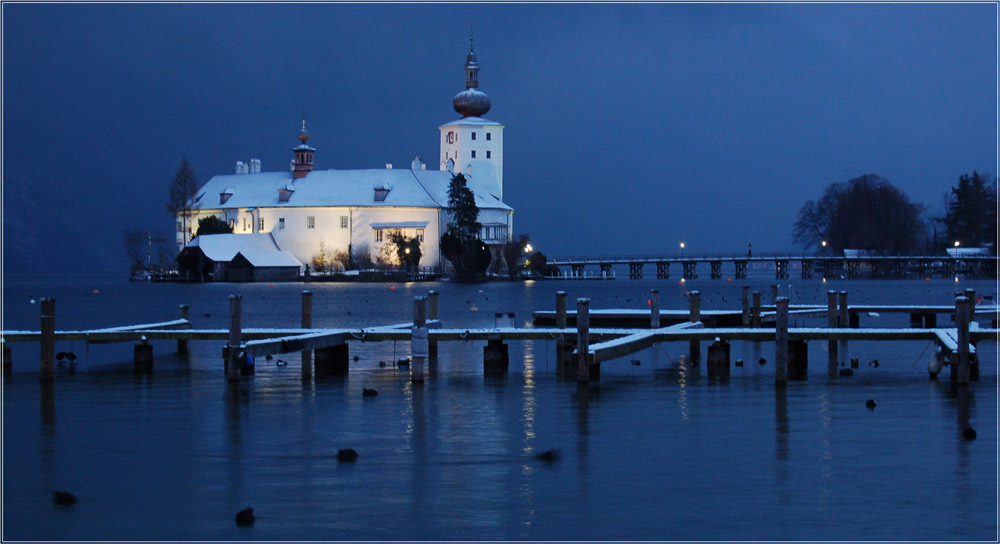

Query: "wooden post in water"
<box><xmin>650</xmin><ymin>289</ymin><xmax>660</xmax><ymax>328</ymax></box>
<box><xmin>134</xmin><ymin>336</ymin><xmax>153</xmax><ymax>374</ymax></box>
<box><xmin>177</xmin><ymin>305</ymin><xmax>189</xmax><ymax>354</ymax></box>
<box><xmin>775</xmin><ymin>297</ymin><xmax>789</xmax><ymax>386</ymax></box>
<box><xmin>227</xmin><ymin>295</ymin><xmax>242</xmax><ymax>382</ymax></box>
<box><xmin>770</xmin><ymin>285</ymin><xmax>779</xmax><ymax>305</ymax></box>
<box><xmin>954</xmin><ymin>296</ymin><xmax>970</xmax><ymax>384</ymax></box>
<box><xmin>2</xmin><ymin>342</ymin><xmax>11</xmax><ymax>377</ymax></box>
<box><xmin>707</xmin><ymin>338</ymin><xmax>730</xmax><ymax>380</ymax></box>
<box><xmin>301</xmin><ymin>290</ymin><xmax>313</xmax><ymax>379</ymax></box>
<box><xmin>555</xmin><ymin>291</ymin><xmax>571</xmax><ymax>377</ymax></box>
<box><xmin>412</xmin><ymin>296</ymin><xmax>428</xmax><ymax>383</ymax></box>
<box><xmin>838</xmin><ymin>291</ymin><xmax>848</xmax><ymax>328</ymax></box>
<box><xmin>751</xmin><ymin>292</ymin><xmax>762</xmax><ymax>328</ymax></box>
<box><xmin>741</xmin><ymin>286</ymin><xmax>750</xmax><ymax>327</ymax></box>
<box><xmin>827</xmin><ymin>290</ymin><xmax>838</xmax><ymax>379</ymax></box>
<box><xmin>40</xmin><ymin>298</ymin><xmax>55</xmax><ymax>382</ymax></box>
<box><xmin>576</xmin><ymin>298</ymin><xmax>591</xmax><ymax>383</ymax></box>
<box><xmin>427</xmin><ymin>290</ymin><xmax>439</xmax><ymax>358</ymax></box>
<box><xmin>963</xmin><ymin>288</ymin><xmax>977</xmax><ymax>380</ymax></box>
<box><xmin>689</xmin><ymin>291</ymin><xmax>701</xmax><ymax>364</ymax></box>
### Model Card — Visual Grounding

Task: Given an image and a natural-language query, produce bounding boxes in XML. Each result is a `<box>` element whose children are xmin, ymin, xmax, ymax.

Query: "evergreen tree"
<box><xmin>166</xmin><ymin>158</ymin><xmax>200</xmax><ymax>245</ymax></box>
<box><xmin>195</xmin><ymin>215</ymin><xmax>233</xmax><ymax>236</ymax></box>
<box><xmin>441</xmin><ymin>173</ymin><xmax>490</xmax><ymax>279</ymax></box>
<box><xmin>941</xmin><ymin>171</ymin><xmax>997</xmax><ymax>251</ymax></box>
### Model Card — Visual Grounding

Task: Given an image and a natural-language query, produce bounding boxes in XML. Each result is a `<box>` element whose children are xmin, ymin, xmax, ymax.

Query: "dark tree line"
<box><xmin>794</xmin><ymin>172</ymin><xmax>996</xmax><ymax>255</ymax></box>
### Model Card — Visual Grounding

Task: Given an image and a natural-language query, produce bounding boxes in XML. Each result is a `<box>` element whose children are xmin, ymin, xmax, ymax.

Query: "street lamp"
<box><xmin>954</xmin><ymin>241</ymin><xmax>961</xmax><ymax>247</ymax></box>
<box><xmin>525</xmin><ymin>243</ymin><xmax>533</xmax><ymax>254</ymax></box>
<box><xmin>680</xmin><ymin>242</ymin><xmax>685</xmax><ymax>258</ymax></box>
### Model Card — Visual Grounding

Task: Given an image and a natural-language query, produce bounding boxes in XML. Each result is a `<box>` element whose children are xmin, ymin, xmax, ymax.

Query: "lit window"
<box><xmin>279</xmin><ymin>218</ymin><xmax>285</xmax><ymax>230</ymax></box>
<box><xmin>471</xmin><ymin>150</ymin><xmax>476</xmax><ymax>158</ymax></box>
<box><xmin>417</xmin><ymin>229</ymin><xmax>424</xmax><ymax>243</ymax></box>
<box><xmin>307</xmin><ymin>216</ymin><xmax>315</xmax><ymax>229</ymax></box>
<box><xmin>471</xmin><ymin>132</ymin><xmax>477</xmax><ymax>140</ymax></box>
<box><xmin>340</xmin><ymin>216</ymin><xmax>348</xmax><ymax>229</ymax></box>
<box><xmin>258</xmin><ymin>218</ymin><xmax>264</xmax><ymax>231</ymax></box>
<box><xmin>486</xmin><ymin>151</ymin><xmax>491</xmax><ymax>159</ymax></box>
<box><xmin>375</xmin><ymin>229</ymin><xmax>383</xmax><ymax>242</ymax></box>
<box><xmin>486</xmin><ymin>132</ymin><xmax>491</xmax><ymax>141</ymax></box>
<box><xmin>176</xmin><ymin>221</ymin><xmax>183</xmax><ymax>233</ymax></box>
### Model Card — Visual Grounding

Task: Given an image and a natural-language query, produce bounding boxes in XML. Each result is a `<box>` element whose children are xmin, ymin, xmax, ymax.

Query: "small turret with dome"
<box><xmin>452</xmin><ymin>33</ymin><xmax>491</xmax><ymax>118</ymax></box>
<box><xmin>292</xmin><ymin>118</ymin><xmax>315</xmax><ymax>179</ymax></box>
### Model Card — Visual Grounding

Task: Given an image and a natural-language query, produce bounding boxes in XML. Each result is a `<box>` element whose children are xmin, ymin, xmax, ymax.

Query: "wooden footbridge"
<box><xmin>2</xmin><ymin>288</ymin><xmax>997</xmax><ymax>386</ymax></box>
<box><xmin>548</xmin><ymin>253</ymin><xmax>999</xmax><ymax>280</ymax></box>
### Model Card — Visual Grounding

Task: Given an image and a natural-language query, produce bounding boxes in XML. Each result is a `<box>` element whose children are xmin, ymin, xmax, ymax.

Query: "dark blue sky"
<box><xmin>3</xmin><ymin>3</ymin><xmax>996</xmax><ymax>277</ymax></box>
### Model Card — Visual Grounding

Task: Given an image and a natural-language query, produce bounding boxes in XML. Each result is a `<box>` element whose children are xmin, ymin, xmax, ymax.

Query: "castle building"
<box><xmin>176</xmin><ymin>43</ymin><xmax>513</xmax><ymax>279</ymax></box>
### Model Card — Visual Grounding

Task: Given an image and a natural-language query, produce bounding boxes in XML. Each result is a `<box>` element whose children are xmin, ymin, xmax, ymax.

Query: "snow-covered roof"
<box><xmin>438</xmin><ymin>116</ymin><xmax>505</xmax><ymax>128</ymax></box>
<box><xmin>187</xmin><ymin>233</ymin><xmax>282</xmax><ymax>262</ymax></box>
<box><xmin>234</xmin><ymin>249</ymin><xmax>303</xmax><ymax>268</ymax></box>
<box><xmin>192</xmin><ymin>168</ymin><xmax>512</xmax><ymax>212</ymax></box>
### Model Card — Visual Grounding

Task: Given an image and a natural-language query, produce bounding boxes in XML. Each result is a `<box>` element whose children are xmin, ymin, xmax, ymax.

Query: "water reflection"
<box><xmin>774</xmin><ymin>385</ymin><xmax>790</xmax><ymax>507</ymax></box>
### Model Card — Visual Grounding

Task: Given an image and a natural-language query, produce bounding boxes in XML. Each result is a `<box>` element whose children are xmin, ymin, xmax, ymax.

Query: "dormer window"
<box><xmin>278</xmin><ymin>183</ymin><xmax>295</xmax><ymax>203</ymax></box>
<box><xmin>220</xmin><ymin>188</ymin><xmax>234</xmax><ymax>205</ymax></box>
<box><xmin>374</xmin><ymin>183</ymin><xmax>391</xmax><ymax>202</ymax></box>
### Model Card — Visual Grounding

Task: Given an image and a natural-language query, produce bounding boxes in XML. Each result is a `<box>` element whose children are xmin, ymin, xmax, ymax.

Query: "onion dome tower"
<box><xmin>452</xmin><ymin>34</ymin><xmax>491</xmax><ymax>118</ymax></box>
<box><xmin>292</xmin><ymin>119</ymin><xmax>315</xmax><ymax>179</ymax></box>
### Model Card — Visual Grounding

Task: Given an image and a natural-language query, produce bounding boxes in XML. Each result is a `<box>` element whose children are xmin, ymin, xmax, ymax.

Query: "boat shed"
<box><xmin>177</xmin><ymin>233</ymin><xmax>303</xmax><ymax>282</ymax></box>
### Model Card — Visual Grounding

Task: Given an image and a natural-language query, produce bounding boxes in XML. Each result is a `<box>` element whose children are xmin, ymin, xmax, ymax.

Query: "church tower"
<box><xmin>439</xmin><ymin>35</ymin><xmax>505</xmax><ymax>199</ymax></box>
<box><xmin>292</xmin><ymin>119</ymin><xmax>315</xmax><ymax>179</ymax></box>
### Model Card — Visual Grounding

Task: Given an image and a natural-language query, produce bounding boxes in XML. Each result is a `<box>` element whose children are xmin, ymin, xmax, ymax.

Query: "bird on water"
<box><xmin>337</xmin><ymin>448</ymin><xmax>359</xmax><ymax>462</ymax></box>
<box><xmin>53</xmin><ymin>491</ymin><xmax>78</xmax><ymax>506</ymax></box>
<box><xmin>235</xmin><ymin>507</ymin><xmax>255</xmax><ymax>526</ymax></box>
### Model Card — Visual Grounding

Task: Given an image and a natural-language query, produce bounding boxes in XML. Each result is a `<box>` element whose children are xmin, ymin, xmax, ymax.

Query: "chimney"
<box><xmin>385</xmin><ymin>163</ymin><xmax>393</xmax><ymax>169</ymax></box>
<box><xmin>236</xmin><ymin>161</ymin><xmax>246</xmax><ymax>174</ymax></box>
<box><xmin>411</xmin><ymin>156</ymin><xmax>424</xmax><ymax>170</ymax></box>
<box><xmin>250</xmin><ymin>159</ymin><xmax>261</xmax><ymax>173</ymax></box>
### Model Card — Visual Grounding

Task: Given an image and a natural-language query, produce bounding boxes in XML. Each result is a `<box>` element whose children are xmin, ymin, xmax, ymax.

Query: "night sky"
<box><xmin>3</xmin><ymin>3</ymin><xmax>996</xmax><ymax>277</ymax></box>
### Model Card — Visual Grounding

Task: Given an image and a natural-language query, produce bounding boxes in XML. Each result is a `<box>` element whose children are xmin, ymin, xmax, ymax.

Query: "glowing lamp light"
<box><xmin>821</xmin><ymin>240</ymin><xmax>827</xmax><ymax>247</ymax></box>
<box><xmin>954</xmin><ymin>241</ymin><xmax>961</xmax><ymax>247</ymax></box>
<box><xmin>405</xmin><ymin>248</ymin><xmax>410</xmax><ymax>254</ymax></box>
<box><xmin>525</xmin><ymin>243</ymin><xmax>533</xmax><ymax>254</ymax></box>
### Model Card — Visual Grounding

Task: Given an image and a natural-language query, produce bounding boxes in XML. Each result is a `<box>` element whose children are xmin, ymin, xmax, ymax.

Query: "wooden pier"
<box><xmin>2</xmin><ymin>288</ymin><xmax>996</xmax><ymax>387</ymax></box>
<box><xmin>548</xmin><ymin>253</ymin><xmax>999</xmax><ymax>280</ymax></box>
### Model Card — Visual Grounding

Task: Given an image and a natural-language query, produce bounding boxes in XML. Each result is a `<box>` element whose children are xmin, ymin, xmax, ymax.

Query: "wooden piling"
<box><xmin>838</xmin><ymin>291</ymin><xmax>848</xmax><ymax>328</ymax></box>
<box><xmin>788</xmin><ymin>339</ymin><xmax>807</xmax><ymax>380</ymax></box>
<box><xmin>689</xmin><ymin>291</ymin><xmax>701</xmax><ymax>364</ymax></box>
<box><xmin>483</xmin><ymin>338</ymin><xmax>509</xmax><ymax>376</ymax></box>
<box><xmin>650</xmin><ymin>289</ymin><xmax>660</xmax><ymax>328</ymax></box>
<box><xmin>827</xmin><ymin>290</ymin><xmax>838</xmax><ymax>379</ymax></box>
<box><xmin>741</xmin><ymin>286</ymin><xmax>750</xmax><ymax>327</ymax></box>
<box><xmin>315</xmin><ymin>344</ymin><xmax>349</xmax><ymax>376</ymax></box>
<box><xmin>134</xmin><ymin>337</ymin><xmax>153</xmax><ymax>374</ymax></box>
<box><xmin>227</xmin><ymin>295</ymin><xmax>242</xmax><ymax>382</ymax></box>
<box><xmin>177</xmin><ymin>305</ymin><xmax>189</xmax><ymax>354</ymax></box>
<box><xmin>428</xmin><ymin>290</ymin><xmax>439</xmax><ymax>358</ymax></box>
<box><xmin>954</xmin><ymin>296</ymin><xmax>970</xmax><ymax>384</ymax></box>
<box><xmin>556</xmin><ymin>291</ymin><xmax>567</xmax><ymax>328</ymax></box>
<box><xmin>775</xmin><ymin>297</ymin><xmax>789</xmax><ymax>386</ymax></box>
<box><xmin>752</xmin><ymin>292</ymin><xmax>762</xmax><ymax>328</ymax></box>
<box><xmin>577</xmin><ymin>298</ymin><xmax>591</xmax><ymax>383</ymax></box>
<box><xmin>301</xmin><ymin>290</ymin><xmax>313</xmax><ymax>379</ymax></box>
<box><xmin>2</xmin><ymin>342</ymin><xmax>11</xmax><ymax>377</ymax></box>
<box><xmin>40</xmin><ymin>298</ymin><xmax>55</xmax><ymax>382</ymax></box>
<box><xmin>707</xmin><ymin>339</ymin><xmax>730</xmax><ymax>380</ymax></box>
<box><xmin>770</xmin><ymin>285</ymin><xmax>779</xmax><ymax>305</ymax></box>
<box><xmin>412</xmin><ymin>296</ymin><xmax>428</xmax><ymax>383</ymax></box>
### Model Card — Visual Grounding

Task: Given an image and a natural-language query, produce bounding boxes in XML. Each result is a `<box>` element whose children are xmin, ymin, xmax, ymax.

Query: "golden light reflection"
<box><xmin>677</xmin><ymin>354</ymin><xmax>689</xmax><ymax>420</ymax></box>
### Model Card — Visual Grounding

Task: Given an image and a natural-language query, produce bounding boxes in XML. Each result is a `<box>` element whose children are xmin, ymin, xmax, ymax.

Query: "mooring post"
<box><xmin>555</xmin><ymin>291</ymin><xmax>571</xmax><ymax>377</ymax></box>
<box><xmin>2</xmin><ymin>342</ymin><xmax>11</xmax><ymax>377</ymax></box>
<box><xmin>301</xmin><ymin>290</ymin><xmax>313</xmax><ymax>379</ymax></box>
<box><xmin>577</xmin><ymin>298</ymin><xmax>591</xmax><ymax>383</ymax></box>
<box><xmin>775</xmin><ymin>297</ymin><xmax>789</xmax><ymax>386</ymax></box>
<box><xmin>770</xmin><ymin>285</ymin><xmax>779</xmax><ymax>305</ymax></box>
<box><xmin>427</xmin><ymin>290</ymin><xmax>439</xmax><ymax>358</ymax></box>
<box><xmin>963</xmin><ymin>288</ymin><xmax>978</xmax><ymax>380</ymax></box>
<box><xmin>412</xmin><ymin>296</ymin><xmax>428</xmax><ymax>383</ymax></box>
<box><xmin>227</xmin><ymin>295</ymin><xmax>242</xmax><ymax>382</ymax></box>
<box><xmin>741</xmin><ymin>286</ymin><xmax>750</xmax><ymax>327</ymax></box>
<box><xmin>838</xmin><ymin>291</ymin><xmax>848</xmax><ymax>328</ymax></box>
<box><xmin>827</xmin><ymin>290</ymin><xmax>838</xmax><ymax>379</ymax></box>
<box><xmin>689</xmin><ymin>291</ymin><xmax>701</xmax><ymax>364</ymax></box>
<box><xmin>752</xmin><ymin>291</ymin><xmax>762</xmax><ymax>328</ymax></box>
<box><xmin>707</xmin><ymin>338</ymin><xmax>730</xmax><ymax>381</ymax></box>
<box><xmin>40</xmin><ymin>298</ymin><xmax>55</xmax><ymax>382</ymax></box>
<box><xmin>650</xmin><ymin>289</ymin><xmax>660</xmax><ymax>328</ymax></box>
<box><xmin>134</xmin><ymin>336</ymin><xmax>153</xmax><ymax>374</ymax></box>
<box><xmin>954</xmin><ymin>296</ymin><xmax>970</xmax><ymax>384</ymax></box>
<box><xmin>177</xmin><ymin>304</ymin><xmax>189</xmax><ymax>354</ymax></box>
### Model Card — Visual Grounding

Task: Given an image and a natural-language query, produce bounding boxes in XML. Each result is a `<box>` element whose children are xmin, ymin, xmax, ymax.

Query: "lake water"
<box><xmin>2</xmin><ymin>275</ymin><xmax>997</xmax><ymax>541</ymax></box>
